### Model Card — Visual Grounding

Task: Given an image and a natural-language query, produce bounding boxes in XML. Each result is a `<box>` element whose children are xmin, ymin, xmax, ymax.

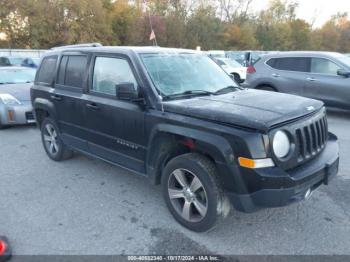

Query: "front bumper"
<box><xmin>228</xmin><ymin>133</ymin><xmax>339</xmax><ymax>212</ymax></box>
<box><xmin>0</xmin><ymin>103</ymin><xmax>35</xmax><ymax>126</ymax></box>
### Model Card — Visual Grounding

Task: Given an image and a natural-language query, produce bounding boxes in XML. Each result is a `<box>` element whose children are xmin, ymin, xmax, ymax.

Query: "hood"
<box><xmin>0</xmin><ymin>83</ymin><xmax>32</xmax><ymax>102</ymax></box>
<box><xmin>163</xmin><ymin>89</ymin><xmax>324</xmax><ymax>131</ymax></box>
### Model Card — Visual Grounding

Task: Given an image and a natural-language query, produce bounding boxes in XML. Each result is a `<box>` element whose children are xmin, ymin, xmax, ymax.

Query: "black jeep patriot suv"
<box><xmin>31</xmin><ymin>44</ymin><xmax>339</xmax><ymax>232</ymax></box>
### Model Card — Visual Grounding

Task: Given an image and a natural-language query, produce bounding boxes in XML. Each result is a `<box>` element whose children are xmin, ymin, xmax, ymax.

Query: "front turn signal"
<box><xmin>238</xmin><ymin>157</ymin><xmax>274</xmax><ymax>169</ymax></box>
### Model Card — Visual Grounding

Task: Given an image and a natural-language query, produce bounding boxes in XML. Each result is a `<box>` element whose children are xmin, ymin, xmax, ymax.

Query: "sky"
<box><xmin>254</xmin><ymin>0</ymin><xmax>350</xmax><ymax>28</ymax></box>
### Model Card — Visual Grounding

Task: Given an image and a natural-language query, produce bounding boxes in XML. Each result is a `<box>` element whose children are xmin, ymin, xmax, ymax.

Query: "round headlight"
<box><xmin>273</xmin><ymin>130</ymin><xmax>291</xmax><ymax>158</ymax></box>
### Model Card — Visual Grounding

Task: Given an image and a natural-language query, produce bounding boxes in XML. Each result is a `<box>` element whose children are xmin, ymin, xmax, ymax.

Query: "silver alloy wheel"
<box><xmin>43</xmin><ymin>123</ymin><xmax>59</xmax><ymax>156</ymax></box>
<box><xmin>168</xmin><ymin>168</ymin><xmax>208</xmax><ymax>222</ymax></box>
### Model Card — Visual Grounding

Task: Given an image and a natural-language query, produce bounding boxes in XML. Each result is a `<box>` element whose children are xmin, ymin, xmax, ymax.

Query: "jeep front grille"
<box><xmin>296</xmin><ymin>115</ymin><xmax>328</xmax><ymax>162</ymax></box>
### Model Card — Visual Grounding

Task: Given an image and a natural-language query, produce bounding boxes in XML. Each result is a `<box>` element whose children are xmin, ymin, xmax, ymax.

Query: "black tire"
<box><xmin>232</xmin><ymin>73</ymin><xmax>241</xmax><ymax>83</ymax></box>
<box><xmin>258</xmin><ymin>85</ymin><xmax>276</xmax><ymax>92</ymax></box>
<box><xmin>161</xmin><ymin>153</ymin><xmax>230</xmax><ymax>232</ymax></box>
<box><xmin>40</xmin><ymin>118</ymin><xmax>73</xmax><ymax>161</ymax></box>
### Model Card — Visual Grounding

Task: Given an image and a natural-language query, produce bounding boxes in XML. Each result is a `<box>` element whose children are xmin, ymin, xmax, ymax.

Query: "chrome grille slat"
<box><xmin>322</xmin><ymin>118</ymin><xmax>326</xmax><ymax>144</ymax></box>
<box><xmin>315</xmin><ymin>121</ymin><xmax>321</xmax><ymax>149</ymax></box>
<box><xmin>304</xmin><ymin>126</ymin><xmax>311</xmax><ymax>156</ymax></box>
<box><xmin>296</xmin><ymin>129</ymin><xmax>306</xmax><ymax>160</ymax></box>
<box><xmin>310</xmin><ymin>122</ymin><xmax>319</xmax><ymax>152</ymax></box>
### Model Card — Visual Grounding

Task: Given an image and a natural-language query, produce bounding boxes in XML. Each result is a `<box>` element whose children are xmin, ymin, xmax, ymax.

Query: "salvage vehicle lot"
<box><xmin>0</xmin><ymin>110</ymin><xmax>350</xmax><ymax>255</ymax></box>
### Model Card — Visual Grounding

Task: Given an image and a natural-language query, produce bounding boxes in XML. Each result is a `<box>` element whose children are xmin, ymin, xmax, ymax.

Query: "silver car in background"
<box><xmin>0</xmin><ymin>67</ymin><xmax>36</xmax><ymax>128</ymax></box>
<box><xmin>243</xmin><ymin>51</ymin><xmax>350</xmax><ymax>110</ymax></box>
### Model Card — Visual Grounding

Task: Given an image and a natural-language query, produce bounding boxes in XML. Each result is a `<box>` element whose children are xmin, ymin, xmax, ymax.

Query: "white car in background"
<box><xmin>212</xmin><ymin>57</ymin><xmax>247</xmax><ymax>83</ymax></box>
<box><xmin>206</xmin><ymin>50</ymin><xmax>226</xmax><ymax>59</ymax></box>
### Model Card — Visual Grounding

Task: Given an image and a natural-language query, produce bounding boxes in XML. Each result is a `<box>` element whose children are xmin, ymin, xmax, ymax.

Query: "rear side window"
<box><xmin>36</xmin><ymin>56</ymin><xmax>57</xmax><ymax>84</ymax></box>
<box><xmin>267</xmin><ymin>57</ymin><xmax>311</xmax><ymax>72</ymax></box>
<box><xmin>57</xmin><ymin>55</ymin><xmax>87</xmax><ymax>88</ymax></box>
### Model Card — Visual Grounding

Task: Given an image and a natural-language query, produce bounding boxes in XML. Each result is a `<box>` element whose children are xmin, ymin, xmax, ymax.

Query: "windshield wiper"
<box><xmin>162</xmin><ymin>90</ymin><xmax>215</xmax><ymax>100</ymax></box>
<box><xmin>214</xmin><ymin>85</ymin><xmax>241</xmax><ymax>95</ymax></box>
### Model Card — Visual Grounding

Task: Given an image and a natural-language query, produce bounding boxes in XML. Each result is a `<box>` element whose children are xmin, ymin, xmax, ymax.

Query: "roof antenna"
<box><xmin>144</xmin><ymin>0</ymin><xmax>158</xmax><ymax>46</ymax></box>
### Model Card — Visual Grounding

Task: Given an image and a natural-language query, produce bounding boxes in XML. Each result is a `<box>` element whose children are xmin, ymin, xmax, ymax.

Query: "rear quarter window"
<box><xmin>36</xmin><ymin>56</ymin><xmax>58</xmax><ymax>84</ymax></box>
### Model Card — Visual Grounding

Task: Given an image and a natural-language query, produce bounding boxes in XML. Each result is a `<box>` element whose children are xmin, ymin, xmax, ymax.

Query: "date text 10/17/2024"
<box><xmin>127</xmin><ymin>255</ymin><xmax>220</xmax><ymax>261</ymax></box>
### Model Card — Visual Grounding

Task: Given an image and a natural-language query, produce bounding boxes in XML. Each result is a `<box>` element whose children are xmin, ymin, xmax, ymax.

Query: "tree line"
<box><xmin>1</xmin><ymin>0</ymin><xmax>350</xmax><ymax>52</ymax></box>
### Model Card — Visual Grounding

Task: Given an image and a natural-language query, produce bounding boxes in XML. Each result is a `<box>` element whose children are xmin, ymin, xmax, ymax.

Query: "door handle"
<box><xmin>50</xmin><ymin>94</ymin><xmax>62</xmax><ymax>101</ymax></box>
<box><xmin>86</xmin><ymin>103</ymin><xmax>100</xmax><ymax>110</ymax></box>
<box><xmin>306</xmin><ymin>77</ymin><xmax>316</xmax><ymax>82</ymax></box>
<box><xmin>272</xmin><ymin>73</ymin><xmax>280</xmax><ymax>77</ymax></box>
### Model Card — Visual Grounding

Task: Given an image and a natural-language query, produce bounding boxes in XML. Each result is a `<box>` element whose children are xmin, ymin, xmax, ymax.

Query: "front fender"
<box><xmin>146</xmin><ymin>124</ymin><xmax>247</xmax><ymax>191</ymax></box>
<box><xmin>148</xmin><ymin>123</ymin><xmax>235</xmax><ymax>164</ymax></box>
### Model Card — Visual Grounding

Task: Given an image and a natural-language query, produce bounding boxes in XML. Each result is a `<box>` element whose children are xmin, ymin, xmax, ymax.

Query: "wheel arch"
<box><xmin>32</xmin><ymin>98</ymin><xmax>57</xmax><ymax>127</ymax></box>
<box><xmin>146</xmin><ymin>124</ymin><xmax>234</xmax><ymax>185</ymax></box>
<box><xmin>254</xmin><ymin>83</ymin><xmax>278</xmax><ymax>92</ymax></box>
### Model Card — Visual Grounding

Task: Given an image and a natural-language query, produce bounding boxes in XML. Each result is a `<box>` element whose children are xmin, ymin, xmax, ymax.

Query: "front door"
<box><xmin>84</xmin><ymin>54</ymin><xmax>146</xmax><ymax>174</ymax></box>
<box><xmin>304</xmin><ymin>57</ymin><xmax>350</xmax><ymax>109</ymax></box>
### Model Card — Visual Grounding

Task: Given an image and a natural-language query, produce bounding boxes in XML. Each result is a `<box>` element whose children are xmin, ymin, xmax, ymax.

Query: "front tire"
<box><xmin>40</xmin><ymin>118</ymin><xmax>73</xmax><ymax>161</ymax></box>
<box><xmin>162</xmin><ymin>153</ymin><xmax>229</xmax><ymax>232</ymax></box>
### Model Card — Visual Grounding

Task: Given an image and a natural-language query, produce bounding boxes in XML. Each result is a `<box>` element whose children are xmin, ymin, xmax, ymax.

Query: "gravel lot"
<box><xmin>1</xmin><ymin>109</ymin><xmax>350</xmax><ymax>256</ymax></box>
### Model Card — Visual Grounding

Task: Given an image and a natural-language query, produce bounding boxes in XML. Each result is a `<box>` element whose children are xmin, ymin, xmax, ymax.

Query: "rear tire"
<box><xmin>161</xmin><ymin>153</ymin><xmax>230</xmax><ymax>232</ymax></box>
<box><xmin>40</xmin><ymin>118</ymin><xmax>73</xmax><ymax>161</ymax></box>
<box><xmin>232</xmin><ymin>73</ymin><xmax>241</xmax><ymax>83</ymax></box>
<box><xmin>257</xmin><ymin>85</ymin><xmax>276</xmax><ymax>92</ymax></box>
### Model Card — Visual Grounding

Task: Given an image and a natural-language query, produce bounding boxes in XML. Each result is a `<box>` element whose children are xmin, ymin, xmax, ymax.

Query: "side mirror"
<box><xmin>337</xmin><ymin>69</ymin><xmax>350</xmax><ymax>78</ymax></box>
<box><xmin>116</xmin><ymin>82</ymin><xmax>139</xmax><ymax>101</ymax></box>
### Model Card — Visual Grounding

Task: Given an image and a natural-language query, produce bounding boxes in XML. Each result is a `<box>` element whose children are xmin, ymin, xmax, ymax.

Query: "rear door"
<box><xmin>83</xmin><ymin>54</ymin><xmax>147</xmax><ymax>174</ymax></box>
<box><xmin>53</xmin><ymin>52</ymin><xmax>90</xmax><ymax>151</ymax></box>
<box><xmin>265</xmin><ymin>57</ymin><xmax>311</xmax><ymax>96</ymax></box>
<box><xmin>305</xmin><ymin>57</ymin><xmax>350</xmax><ymax>109</ymax></box>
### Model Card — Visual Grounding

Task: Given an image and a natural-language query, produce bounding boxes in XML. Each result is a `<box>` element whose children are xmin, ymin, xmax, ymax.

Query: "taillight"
<box><xmin>247</xmin><ymin>65</ymin><xmax>256</xmax><ymax>74</ymax></box>
<box><xmin>0</xmin><ymin>239</ymin><xmax>7</xmax><ymax>255</ymax></box>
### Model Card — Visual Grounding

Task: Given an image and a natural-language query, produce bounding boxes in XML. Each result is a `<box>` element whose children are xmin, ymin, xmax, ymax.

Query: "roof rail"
<box><xmin>51</xmin><ymin>43</ymin><xmax>102</xmax><ymax>50</ymax></box>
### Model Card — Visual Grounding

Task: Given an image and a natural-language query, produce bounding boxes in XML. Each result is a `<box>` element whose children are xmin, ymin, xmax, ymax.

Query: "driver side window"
<box><xmin>311</xmin><ymin>58</ymin><xmax>342</xmax><ymax>75</ymax></box>
<box><xmin>92</xmin><ymin>56</ymin><xmax>137</xmax><ymax>96</ymax></box>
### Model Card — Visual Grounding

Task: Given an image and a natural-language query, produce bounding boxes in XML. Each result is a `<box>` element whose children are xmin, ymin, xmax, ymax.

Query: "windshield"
<box><xmin>8</xmin><ymin>57</ymin><xmax>24</xmax><ymax>65</ymax></box>
<box><xmin>218</xmin><ymin>58</ymin><xmax>242</xmax><ymax>68</ymax></box>
<box><xmin>338</xmin><ymin>56</ymin><xmax>350</xmax><ymax>68</ymax></box>
<box><xmin>141</xmin><ymin>53</ymin><xmax>237</xmax><ymax>97</ymax></box>
<box><xmin>0</xmin><ymin>68</ymin><xmax>36</xmax><ymax>84</ymax></box>
<box><xmin>226</xmin><ymin>51</ymin><xmax>246</xmax><ymax>65</ymax></box>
